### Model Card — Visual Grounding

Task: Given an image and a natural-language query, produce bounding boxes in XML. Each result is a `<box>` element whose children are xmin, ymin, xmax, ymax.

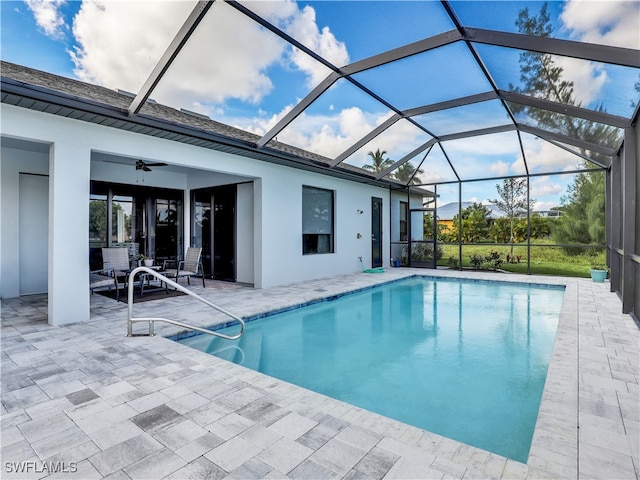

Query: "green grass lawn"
<box><xmin>437</xmin><ymin>242</ymin><xmax>607</xmax><ymax>278</ymax></box>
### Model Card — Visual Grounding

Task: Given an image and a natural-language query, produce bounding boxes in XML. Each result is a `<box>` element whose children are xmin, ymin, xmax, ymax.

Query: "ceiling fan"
<box><xmin>135</xmin><ymin>159</ymin><xmax>167</xmax><ymax>172</ymax></box>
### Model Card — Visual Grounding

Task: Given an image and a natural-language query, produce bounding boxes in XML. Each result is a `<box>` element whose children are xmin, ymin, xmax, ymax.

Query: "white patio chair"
<box><xmin>102</xmin><ymin>247</ymin><xmax>132</xmax><ymax>293</ymax></box>
<box><xmin>163</xmin><ymin>247</ymin><xmax>205</xmax><ymax>287</ymax></box>
<box><xmin>89</xmin><ymin>268</ymin><xmax>119</xmax><ymax>301</ymax></box>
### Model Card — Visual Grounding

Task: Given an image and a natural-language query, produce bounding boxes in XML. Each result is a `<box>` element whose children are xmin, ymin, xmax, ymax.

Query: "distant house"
<box><xmin>535</xmin><ymin>210</ymin><xmax>563</xmax><ymax>218</ymax></box>
<box><xmin>437</xmin><ymin>202</ymin><xmax>505</xmax><ymax>232</ymax></box>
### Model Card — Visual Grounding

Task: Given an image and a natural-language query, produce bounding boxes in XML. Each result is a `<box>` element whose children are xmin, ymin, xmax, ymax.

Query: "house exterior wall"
<box><xmin>236</xmin><ymin>182</ymin><xmax>254</xmax><ymax>285</ymax></box>
<box><xmin>0</xmin><ymin>144</ymin><xmax>50</xmax><ymax>298</ymax></box>
<box><xmin>1</xmin><ymin>103</ymin><xmax>391</xmax><ymax>323</ymax></box>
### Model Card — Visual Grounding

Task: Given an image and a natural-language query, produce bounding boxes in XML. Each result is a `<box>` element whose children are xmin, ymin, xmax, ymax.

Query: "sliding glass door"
<box><xmin>89</xmin><ymin>182</ymin><xmax>182</xmax><ymax>270</ymax></box>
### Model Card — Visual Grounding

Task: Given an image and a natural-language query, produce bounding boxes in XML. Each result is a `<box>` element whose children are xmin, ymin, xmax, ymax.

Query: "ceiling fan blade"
<box><xmin>145</xmin><ymin>162</ymin><xmax>168</xmax><ymax>167</ymax></box>
<box><xmin>143</xmin><ymin>166</ymin><xmax>152</xmax><ymax>172</ymax></box>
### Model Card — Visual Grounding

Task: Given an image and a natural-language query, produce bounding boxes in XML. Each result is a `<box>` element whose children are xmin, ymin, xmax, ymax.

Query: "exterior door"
<box><xmin>371</xmin><ymin>197</ymin><xmax>383</xmax><ymax>268</ymax></box>
<box><xmin>19</xmin><ymin>173</ymin><xmax>49</xmax><ymax>294</ymax></box>
<box><xmin>213</xmin><ymin>186</ymin><xmax>236</xmax><ymax>281</ymax></box>
<box><xmin>192</xmin><ymin>185</ymin><xmax>236</xmax><ymax>281</ymax></box>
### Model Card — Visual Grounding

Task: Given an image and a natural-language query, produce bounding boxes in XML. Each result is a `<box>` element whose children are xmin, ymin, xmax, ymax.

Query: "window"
<box><xmin>302</xmin><ymin>186</ymin><xmax>334</xmax><ymax>254</ymax></box>
<box><xmin>112</xmin><ymin>195</ymin><xmax>133</xmax><ymax>243</ymax></box>
<box><xmin>89</xmin><ymin>193</ymin><xmax>108</xmax><ymax>248</ymax></box>
<box><xmin>400</xmin><ymin>201</ymin><xmax>408</xmax><ymax>241</ymax></box>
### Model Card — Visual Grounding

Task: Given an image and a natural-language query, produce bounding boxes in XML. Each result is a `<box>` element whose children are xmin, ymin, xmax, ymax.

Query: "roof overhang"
<box><xmin>1</xmin><ymin>74</ymin><xmax>424</xmax><ymax>192</ymax></box>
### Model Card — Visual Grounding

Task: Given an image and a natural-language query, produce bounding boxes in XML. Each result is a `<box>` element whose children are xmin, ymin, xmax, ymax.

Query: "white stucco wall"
<box><xmin>236</xmin><ymin>182</ymin><xmax>254</xmax><ymax>285</ymax></box>
<box><xmin>0</xmin><ymin>144</ymin><xmax>50</xmax><ymax>298</ymax></box>
<box><xmin>1</xmin><ymin>103</ymin><xmax>392</xmax><ymax>323</ymax></box>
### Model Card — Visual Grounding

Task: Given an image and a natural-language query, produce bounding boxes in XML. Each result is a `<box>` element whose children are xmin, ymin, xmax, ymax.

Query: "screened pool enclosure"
<box><xmin>2</xmin><ymin>1</ymin><xmax>639</xmax><ymax>316</ymax></box>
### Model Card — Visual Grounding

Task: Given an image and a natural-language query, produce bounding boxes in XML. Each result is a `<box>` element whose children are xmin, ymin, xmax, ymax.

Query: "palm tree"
<box><xmin>362</xmin><ymin>148</ymin><xmax>393</xmax><ymax>173</ymax></box>
<box><xmin>394</xmin><ymin>162</ymin><xmax>424</xmax><ymax>185</ymax></box>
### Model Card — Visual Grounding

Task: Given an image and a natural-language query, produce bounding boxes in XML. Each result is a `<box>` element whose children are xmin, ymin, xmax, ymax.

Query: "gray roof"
<box><xmin>1</xmin><ymin>60</ymin><xmax>434</xmax><ymax>194</ymax></box>
<box><xmin>437</xmin><ymin>201</ymin><xmax>505</xmax><ymax>220</ymax></box>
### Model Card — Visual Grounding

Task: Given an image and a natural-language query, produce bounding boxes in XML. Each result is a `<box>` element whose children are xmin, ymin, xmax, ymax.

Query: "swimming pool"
<box><xmin>176</xmin><ymin>276</ymin><xmax>564</xmax><ymax>462</ymax></box>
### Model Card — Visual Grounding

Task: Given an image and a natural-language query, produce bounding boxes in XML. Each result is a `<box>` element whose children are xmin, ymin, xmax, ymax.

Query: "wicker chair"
<box><xmin>89</xmin><ymin>268</ymin><xmax>118</xmax><ymax>300</ymax></box>
<box><xmin>101</xmin><ymin>247</ymin><xmax>132</xmax><ymax>292</ymax></box>
<box><xmin>163</xmin><ymin>247</ymin><xmax>205</xmax><ymax>287</ymax></box>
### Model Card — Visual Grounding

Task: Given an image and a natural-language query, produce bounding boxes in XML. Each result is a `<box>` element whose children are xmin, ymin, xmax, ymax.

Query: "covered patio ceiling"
<box><xmin>117</xmin><ymin>0</ymin><xmax>639</xmax><ymax>188</ymax></box>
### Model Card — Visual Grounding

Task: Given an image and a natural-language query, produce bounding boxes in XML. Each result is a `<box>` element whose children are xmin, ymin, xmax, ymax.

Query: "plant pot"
<box><xmin>590</xmin><ymin>269</ymin><xmax>607</xmax><ymax>283</ymax></box>
<box><xmin>143</xmin><ymin>259</ymin><xmax>154</xmax><ymax>267</ymax></box>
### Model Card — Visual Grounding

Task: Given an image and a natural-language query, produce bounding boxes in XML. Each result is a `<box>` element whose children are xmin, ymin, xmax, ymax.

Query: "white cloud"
<box><xmin>560</xmin><ymin>0</ymin><xmax>640</xmax><ymax>49</ymax></box>
<box><xmin>283</xmin><ymin>5</ymin><xmax>349</xmax><ymax>87</ymax></box>
<box><xmin>25</xmin><ymin>0</ymin><xmax>67</xmax><ymax>39</ymax></box>
<box><xmin>518</xmin><ymin>138</ymin><xmax>583</xmax><ymax>174</ymax></box>
<box><xmin>69</xmin><ymin>1</ymin><xmax>346</xmax><ymax>111</ymax></box>
<box><xmin>554</xmin><ymin>55</ymin><xmax>608</xmax><ymax>107</ymax></box>
<box><xmin>530</xmin><ymin>177</ymin><xmax>565</xmax><ymax>197</ymax></box>
<box><xmin>555</xmin><ymin>1</ymin><xmax>639</xmax><ymax>110</ymax></box>
<box><xmin>70</xmin><ymin>1</ymin><xmax>197</xmax><ymax>92</ymax></box>
<box><xmin>278</xmin><ymin>106</ymin><xmax>391</xmax><ymax>160</ymax></box>
<box><xmin>242</xmin><ymin>1</ymin><xmax>349</xmax><ymax>85</ymax></box>
<box><xmin>419</xmin><ymin>170</ymin><xmax>452</xmax><ymax>184</ymax></box>
<box><xmin>229</xmin><ymin>103</ymin><xmax>389</xmax><ymax>160</ymax></box>
<box><xmin>489</xmin><ymin>161</ymin><xmax>510</xmax><ymax>177</ymax></box>
<box><xmin>529</xmin><ymin>177</ymin><xmax>568</xmax><ymax>210</ymax></box>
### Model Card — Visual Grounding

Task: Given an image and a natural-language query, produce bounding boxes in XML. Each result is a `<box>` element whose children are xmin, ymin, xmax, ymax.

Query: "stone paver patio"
<box><xmin>1</xmin><ymin>268</ymin><xmax>638</xmax><ymax>479</ymax></box>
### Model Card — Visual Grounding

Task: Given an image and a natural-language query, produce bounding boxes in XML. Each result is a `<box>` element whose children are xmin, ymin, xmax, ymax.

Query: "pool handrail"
<box><xmin>126</xmin><ymin>266</ymin><xmax>245</xmax><ymax>339</ymax></box>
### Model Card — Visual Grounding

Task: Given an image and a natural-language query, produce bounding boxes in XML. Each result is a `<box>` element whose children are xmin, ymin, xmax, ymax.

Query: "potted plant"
<box><xmin>139</xmin><ymin>254</ymin><xmax>154</xmax><ymax>267</ymax></box>
<box><xmin>589</xmin><ymin>265</ymin><xmax>608</xmax><ymax>283</ymax></box>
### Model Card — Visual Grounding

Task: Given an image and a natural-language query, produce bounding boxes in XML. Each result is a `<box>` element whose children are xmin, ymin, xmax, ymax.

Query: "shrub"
<box><xmin>469</xmin><ymin>254</ymin><xmax>484</xmax><ymax>269</ymax></box>
<box><xmin>485</xmin><ymin>251</ymin><xmax>503</xmax><ymax>271</ymax></box>
<box><xmin>400</xmin><ymin>243</ymin><xmax>444</xmax><ymax>265</ymax></box>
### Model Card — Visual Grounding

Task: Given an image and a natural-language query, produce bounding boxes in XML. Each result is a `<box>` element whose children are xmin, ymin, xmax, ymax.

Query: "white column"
<box><xmin>48</xmin><ymin>142</ymin><xmax>91</xmax><ymax>325</ymax></box>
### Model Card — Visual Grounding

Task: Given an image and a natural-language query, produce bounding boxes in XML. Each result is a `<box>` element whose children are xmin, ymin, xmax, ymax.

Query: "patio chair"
<box><xmin>163</xmin><ymin>247</ymin><xmax>205</xmax><ymax>287</ymax></box>
<box><xmin>89</xmin><ymin>268</ymin><xmax>119</xmax><ymax>301</ymax></box>
<box><xmin>102</xmin><ymin>247</ymin><xmax>132</xmax><ymax>292</ymax></box>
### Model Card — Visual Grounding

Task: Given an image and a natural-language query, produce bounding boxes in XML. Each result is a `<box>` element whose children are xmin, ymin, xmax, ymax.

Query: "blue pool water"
<box><xmin>177</xmin><ymin>276</ymin><xmax>564</xmax><ymax>462</ymax></box>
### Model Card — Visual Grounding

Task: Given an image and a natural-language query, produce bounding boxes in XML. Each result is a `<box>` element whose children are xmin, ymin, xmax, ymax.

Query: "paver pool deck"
<box><xmin>1</xmin><ymin>268</ymin><xmax>638</xmax><ymax>479</ymax></box>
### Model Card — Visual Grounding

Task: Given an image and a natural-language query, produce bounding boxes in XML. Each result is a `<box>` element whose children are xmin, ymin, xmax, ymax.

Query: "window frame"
<box><xmin>400</xmin><ymin>201</ymin><xmax>408</xmax><ymax>241</ymax></box>
<box><xmin>302</xmin><ymin>185</ymin><xmax>335</xmax><ymax>255</ymax></box>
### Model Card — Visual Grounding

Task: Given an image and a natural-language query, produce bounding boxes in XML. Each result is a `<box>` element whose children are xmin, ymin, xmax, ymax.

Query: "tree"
<box><xmin>89</xmin><ymin>200</ymin><xmax>107</xmax><ymax>243</ymax></box>
<box><xmin>529</xmin><ymin>212</ymin><xmax>552</xmax><ymax>239</ymax></box>
<box><xmin>489</xmin><ymin>178</ymin><xmax>535</xmax><ymax>261</ymax></box>
<box><xmin>513</xmin><ymin>3</ymin><xmax>618</xmax><ymax>251</ymax></box>
<box><xmin>394</xmin><ymin>161</ymin><xmax>424</xmax><ymax>185</ymax></box>
<box><xmin>552</xmin><ymin>170</ymin><xmax>606</xmax><ymax>253</ymax></box>
<box><xmin>362</xmin><ymin>148</ymin><xmax>393</xmax><ymax>173</ymax></box>
<box><xmin>451</xmin><ymin>202</ymin><xmax>491</xmax><ymax>243</ymax></box>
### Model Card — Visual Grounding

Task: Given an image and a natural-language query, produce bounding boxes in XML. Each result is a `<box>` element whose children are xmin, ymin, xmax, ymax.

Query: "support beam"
<box><xmin>341</xmin><ymin>30</ymin><xmax>462</xmax><ymax>76</ymax></box>
<box><xmin>404</xmin><ymin>91</ymin><xmax>497</xmax><ymax>117</ymax></box>
<box><xmin>540</xmin><ymin>137</ymin><xmax>610</xmax><ymax>168</ymax></box>
<box><xmin>439</xmin><ymin>124</ymin><xmax>515</xmax><ymax>142</ymax></box>
<box><xmin>621</xmin><ymin>126</ymin><xmax>637</xmax><ymax>313</ymax></box>
<box><xmin>499</xmin><ymin>90</ymin><xmax>631</xmax><ymax>129</ymax></box>
<box><xmin>49</xmin><ymin>142</ymin><xmax>91</xmax><ymax>325</ymax></box>
<box><xmin>377</xmin><ymin>138</ymin><xmax>438</xmax><ymax>179</ymax></box>
<box><xmin>257</xmin><ymin>72</ymin><xmax>341</xmax><ymax>148</ymax></box>
<box><xmin>331</xmin><ymin>114</ymin><xmax>401</xmax><ymax>167</ymax></box>
<box><xmin>606</xmin><ymin>167</ymin><xmax>615</xmax><ymax>291</ymax></box>
<box><xmin>463</xmin><ymin>27</ymin><xmax>640</xmax><ymax>68</ymax></box>
<box><xmin>518</xmin><ymin>124</ymin><xmax>616</xmax><ymax>158</ymax></box>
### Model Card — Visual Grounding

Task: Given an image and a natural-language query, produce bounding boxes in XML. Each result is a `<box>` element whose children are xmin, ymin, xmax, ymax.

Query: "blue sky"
<box><xmin>2</xmin><ymin>0</ymin><xmax>638</xmax><ymax>209</ymax></box>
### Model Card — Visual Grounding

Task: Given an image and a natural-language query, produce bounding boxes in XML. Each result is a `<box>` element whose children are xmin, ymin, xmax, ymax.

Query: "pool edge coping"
<box><xmin>164</xmin><ymin>269</ymin><xmax>579</xmax><ymax>477</ymax></box>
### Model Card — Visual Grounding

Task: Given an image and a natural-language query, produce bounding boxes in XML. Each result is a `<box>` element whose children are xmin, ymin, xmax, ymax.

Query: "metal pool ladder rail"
<box><xmin>126</xmin><ymin>266</ymin><xmax>245</xmax><ymax>339</ymax></box>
